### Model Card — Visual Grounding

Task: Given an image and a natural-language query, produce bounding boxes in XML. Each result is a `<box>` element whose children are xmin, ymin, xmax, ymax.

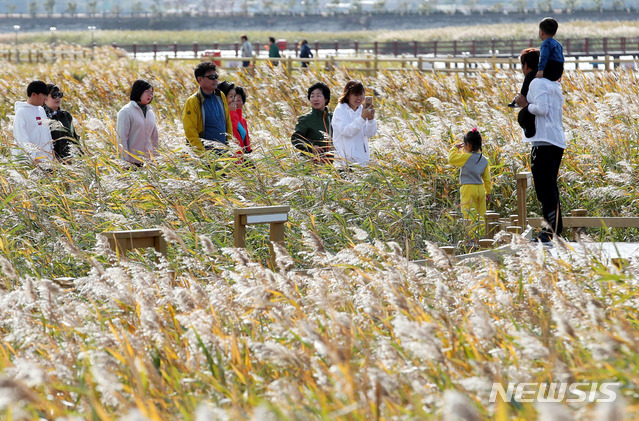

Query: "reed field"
<box><xmin>0</xmin><ymin>46</ymin><xmax>638</xmax><ymax>419</ymax></box>
<box><xmin>2</xmin><ymin>20</ymin><xmax>639</xmax><ymax>46</ymax></box>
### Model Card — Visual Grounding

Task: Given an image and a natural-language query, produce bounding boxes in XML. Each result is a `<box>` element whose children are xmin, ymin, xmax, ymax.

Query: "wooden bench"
<box><xmin>233</xmin><ymin>206</ymin><xmax>291</xmax><ymax>267</ymax></box>
<box><xmin>102</xmin><ymin>229</ymin><xmax>167</xmax><ymax>260</ymax></box>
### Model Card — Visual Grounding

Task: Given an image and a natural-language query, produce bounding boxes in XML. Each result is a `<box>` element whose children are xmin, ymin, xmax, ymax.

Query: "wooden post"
<box><xmin>478</xmin><ymin>239</ymin><xmax>494</xmax><ymax>249</ymax></box>
<box><xmin>516</xmin><ymin>172</ymin><xmax>532</xmax><ymax>230</ymax></box>
<box><xmin>102</xmin><ymin>229</ymin><xmax>167</xmax><ymax>261</ymax></box>
<box><xmin>570</xmin><ymin>208</ymin><xmax>587</xmax><ymax>240</ymax></box>
<box><xmin>233</xmin><ymin>206</ymin><xmax>291</xmax><ymax>269</ymax></box>
<box><xmin>234</xmin><ymin>216</ymin><xmax>247</xmax><ymax>248</ymax></box>
<box><xmin>440</xmin><ymin>246</ymin><xmax>455</xmax><ymax>256</ymax></box>
<box><xmin>484</xmin><ymin>212</ymin><xmax>500</xmax><ymax>239</ymax></box>
<box><xmin>506</xmin><ymin>226</ymin><xmax>522</xmax><ymax>234</ymax></box>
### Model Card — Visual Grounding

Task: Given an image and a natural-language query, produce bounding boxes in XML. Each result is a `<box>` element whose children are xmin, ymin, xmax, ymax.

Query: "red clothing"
<box><xmin>230</xmin><ymin>109</ymin><xmax>251</xmax><ymax>154</ymax></box>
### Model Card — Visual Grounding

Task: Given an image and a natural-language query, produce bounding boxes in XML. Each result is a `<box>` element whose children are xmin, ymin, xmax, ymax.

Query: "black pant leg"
<box><xmin>544</xmin><ymin>60</ymin><xmax>564</xmax><ymax>82</ymax></box>
<box><xmin>531</xmin><ymin>145</ymin><xmax>565</xmax><ymax>235</ymax></box>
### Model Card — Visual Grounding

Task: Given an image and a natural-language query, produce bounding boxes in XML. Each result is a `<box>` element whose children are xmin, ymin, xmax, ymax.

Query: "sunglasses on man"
<box><xmin>50</xmin><ymin>92</ymin><xmax>64</xmax><ymax>99</ymax></box>
<box><xmin>202</xmin><ymin>74</ymin><xmax>219</xmax><ymax>80</ymax></box>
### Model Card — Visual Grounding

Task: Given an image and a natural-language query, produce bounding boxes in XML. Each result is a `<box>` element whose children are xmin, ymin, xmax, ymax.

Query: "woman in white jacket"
<box><xmin>331</xmin><ymin>80</ymin><xmax>377</xmax><ymax>167</ymax></box>
<box><xmin>117</xmin><ymin>79</ymin><xmax>159</xmax><ymax>167</ymax></box>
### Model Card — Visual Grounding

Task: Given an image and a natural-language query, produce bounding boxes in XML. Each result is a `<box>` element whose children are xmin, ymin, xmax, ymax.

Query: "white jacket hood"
<box><xmin>12</xmin><ymin>101</ymin><xmax>54</xmax><ymax>163</ymax></box>
<box><xmin>14</xmin><ymin>101</ymin><xmax>34</xmax><ymax>112</ymax></box>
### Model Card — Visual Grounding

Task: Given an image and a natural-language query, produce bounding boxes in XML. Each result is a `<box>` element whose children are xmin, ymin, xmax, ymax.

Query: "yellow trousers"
<box><xmin>460</xmin><ymin>184</ymin><xmax>487</xmax><ymax>219</ymax></box>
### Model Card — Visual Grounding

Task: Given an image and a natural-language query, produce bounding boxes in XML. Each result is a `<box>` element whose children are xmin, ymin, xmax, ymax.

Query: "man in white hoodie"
<box><xmin>13</xmin><ymin>80</ymin><xmax>54</xmax><ymax>165</ymax></box>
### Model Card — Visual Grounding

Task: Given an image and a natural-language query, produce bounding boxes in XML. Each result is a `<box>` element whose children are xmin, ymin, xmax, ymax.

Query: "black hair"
<box><xmin>269</xmin><ymin>37</ymin><xmax>276</xmax><ymax>43</ymax></box>
<box><xmin>46</xmin><ymin>83</ymin><xmax>60</xmax><ymax>95</ymax></box>
<box><xmin>464</xmin><ymin>129</ymin><xmax>483</xmax><ymax>163</ymax></box>
<box><xmin>27</xmin><ymin>80</ymin><xmax>48</xmax><ymax>97</ymax></box>
<box><xmin>300</xmin><ymin>39</ymin><xmax>308</xmax><ymax>45</ymax></box>
<box><xmin>194</xmin><ymin>61</ymin><xmax>217</xmax><ymax>80</ymax></box>
<box><xmin>539</xmin><ymin>17</ymin><xmax>558</xmax><ymax>37</ymax></box>
<box><xmin>241</xmin><ymin>34</ymin><xmax>248</xmax><ymax>41</ymax></box>
<box><xmin>130</xmin><ymin>79</ymin><xmax>153</xmax><ymax>102</ymax></box>
<box><xmin>339</xmin><ymin>80</ymin><xmax>365</xmax><ymax>104</ymax></box>
<box><xmin>520</xmin><ymin>48</ymin><xmax>540</xmax><ymax>71</ymax></box>
<box><xmin>218</xmin><ymin>81</ymin><xmax>235</xmax><ymax>97</ymax></box>
<box><xmin>235</xmin><ymin>86</ymin><xmax>246</xmax><ymax>104</ymax></box>
<box><xmin>307</xmin><ymin>82</ymin><xmax>330</xmax><ymax>107</ymax></box>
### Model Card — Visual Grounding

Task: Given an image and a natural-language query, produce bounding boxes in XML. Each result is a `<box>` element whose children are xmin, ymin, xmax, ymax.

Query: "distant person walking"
<box><xmin>268</xmin><ymin>37</ymin><xmax>281</xmax><ymax>66</ymax></box>
<box><xmin>117</xmin><ymin>79</ymin><xmax>159</xmax><ymax>166</ymax></box>
<box><xmin>240</xmin><ymin>34</ymin><xmax>252</xmax><ymax>68</ymax></box>
<box><xmin>12</xmin><ymin>80</ymin><xmax>54</xmax><ymax>165</ymax></box>
<box><xmin>299</xmin><ymin>39</ymin><xmax>313</xmax><ymax>68</ymax></box>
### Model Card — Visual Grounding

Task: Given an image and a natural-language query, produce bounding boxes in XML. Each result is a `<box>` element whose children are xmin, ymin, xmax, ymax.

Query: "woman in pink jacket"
<box><xmin>117</xmin><ymin>79</ymin><xmax>159</xmax><ymax>167</ymax></box>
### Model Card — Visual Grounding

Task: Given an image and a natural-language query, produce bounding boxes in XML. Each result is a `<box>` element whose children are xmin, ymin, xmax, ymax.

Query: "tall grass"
<box><xmin>0</xmin><ymin>47</ymin><xmax>637</xmax><ymax>419</ymax></box>
<box><xmin>2</xmin><ymin>20</ymin><xmax>639</xmax><ymax>46</ymax></box>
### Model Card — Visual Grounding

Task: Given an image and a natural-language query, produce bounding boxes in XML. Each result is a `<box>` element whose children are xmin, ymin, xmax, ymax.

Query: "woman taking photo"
<box><xmin>44</xmin><ymin>84</ymin><xmax>82</xmax><ymax>161</ymax></box>
<box><xmin>117</xmin><ymin>79</ymin><xmax>159</xmax><ymax>166</ymax></box>
<box><xmin>291</xmin><ymin>82</ymin><xmax>332</xmax><ymax>163</ymax></box>
<box><xmin>331</xmin><ymin>80</ymin><xmax>377</xmax><ymax>167</ymax></box>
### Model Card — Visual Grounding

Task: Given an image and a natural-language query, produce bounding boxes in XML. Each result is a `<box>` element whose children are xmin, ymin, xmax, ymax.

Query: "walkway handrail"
<box><xmin>164</xmin><ymin>54</ymin><xmax>637</xmax><ymax>74</ymax></box>
<box><xmin>110</xmin><ymin>36</ymin><xmax>639</xmax><ymax>59</ymax></box>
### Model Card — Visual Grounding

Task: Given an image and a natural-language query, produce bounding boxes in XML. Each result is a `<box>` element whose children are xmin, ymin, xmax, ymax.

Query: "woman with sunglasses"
<box><xmin>117</xmin><ymin>79</ymin><xmax>159</xmax><ymax>167</ymax></box>
<box><xmin>44</xmin><ymin>84</ymin><xmax>82</xmax><ymax>161</ymax></box>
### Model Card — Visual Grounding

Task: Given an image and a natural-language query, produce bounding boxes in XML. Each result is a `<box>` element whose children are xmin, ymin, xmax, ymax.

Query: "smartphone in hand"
<box><xmin>364</xmin><ymin>96</ymin><xmax>373</xmax><ymax>109</ymax></box>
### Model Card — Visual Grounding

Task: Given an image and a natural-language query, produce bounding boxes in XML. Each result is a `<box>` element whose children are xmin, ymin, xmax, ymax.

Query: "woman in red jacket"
<box><xmin>218</xmin><ymin>81</ymin><xmax>251</xmax><ymax>155</ymax></box>
<box><xmin>232</xmin><ymin>86</ymin><xmax>251</xmax><ymax>154</ymax></box>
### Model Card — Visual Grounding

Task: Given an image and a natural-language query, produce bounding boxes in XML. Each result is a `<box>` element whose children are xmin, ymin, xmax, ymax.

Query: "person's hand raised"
<box><xmin>361</xmin><ymin>105</ymin><xmax>375</xmax><ymax>120</ymax></box>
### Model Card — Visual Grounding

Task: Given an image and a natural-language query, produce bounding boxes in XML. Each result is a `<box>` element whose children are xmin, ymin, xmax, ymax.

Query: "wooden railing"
<box><xmin>164</xmin><ymin>54</ymin><xmax>637</xmax><ymax>74</ymax></box>
<box><xmin>514</xmin><ymin>171</ymin><xmax>639</xmax><ymax>237</ymax></box>
<box><xmin>0</xmin><ymin>49</ymin><xmax>90</xmax><ymax>63</ymax></box>
<box><xmin>113</xmin><ymin>36</ymin><xmax>639</xmax><ymax>60</ymax></box>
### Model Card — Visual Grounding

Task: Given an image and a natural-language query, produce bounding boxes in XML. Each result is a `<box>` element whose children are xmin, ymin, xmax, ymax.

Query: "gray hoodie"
<box><xmin>13</xmin><ymin>101</ymin><xmax>54</xmax><ymax>162</ymax></box>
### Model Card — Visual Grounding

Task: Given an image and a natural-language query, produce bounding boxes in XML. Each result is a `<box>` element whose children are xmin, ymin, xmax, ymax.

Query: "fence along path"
<box><xmin>117</xmin><ymin>36</ymin><xmax>639</xmax><ymax>59</ymax></box>
<box><xmin>164</xmin><ymin>54</ymin><xmax>637</xmax><ymax>74</ymax></box>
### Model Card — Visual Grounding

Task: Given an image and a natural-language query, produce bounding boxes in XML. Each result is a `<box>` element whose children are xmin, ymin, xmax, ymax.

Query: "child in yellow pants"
<box><xmin>448</xmin><ymin>128</ymin><xmax>492</xmax><ymax>231</ymax></box>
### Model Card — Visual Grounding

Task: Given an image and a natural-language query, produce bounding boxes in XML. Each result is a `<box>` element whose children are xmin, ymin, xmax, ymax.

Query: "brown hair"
<box><xmin>520</xmin><ymin>48</ymin><xmax>540</xmax><ymax>71</ymax></box>
<box><xmin>338</xmin><ymin>80</ymin><xmax>365</xmax><ymax>104</ymax></box>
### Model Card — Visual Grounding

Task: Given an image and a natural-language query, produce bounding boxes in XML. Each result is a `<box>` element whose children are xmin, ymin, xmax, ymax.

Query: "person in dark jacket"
<box><xmin>43</xmin><ymin>84</ymin><xmax>82</xmax><ymax>161</ymax></box>
<box><xmin>299</xmin><ymin>39</ymin><xmax>313</xmax><ymax>68</ymax></box>
<box><xmin>268</xmin><ymin>37</ymin><xmax>281</xmax><ymax>66</ymax></box>
<box><xmin>291</xmin><ymin>82</ymin><xmax>333</xmax><ymax>163</ymax></box>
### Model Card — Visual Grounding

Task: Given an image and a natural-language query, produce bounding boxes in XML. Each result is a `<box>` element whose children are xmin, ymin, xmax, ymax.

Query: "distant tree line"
<box><xmin>2</xmin><ymin>0</ymin><xmax>635</xmax><ymax>19</ymax></box>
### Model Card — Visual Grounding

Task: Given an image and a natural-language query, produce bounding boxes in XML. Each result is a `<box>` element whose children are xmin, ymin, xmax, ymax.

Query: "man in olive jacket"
<box><xmin>182</xmin><ymin>61</ymin><xmax>233</xmax><ymax>154</ymax></box>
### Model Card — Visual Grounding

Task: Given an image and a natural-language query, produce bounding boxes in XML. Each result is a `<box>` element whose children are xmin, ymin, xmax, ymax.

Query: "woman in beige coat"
<box><xmin>117</xmin><ymin>79</ymin><xmax>159</xmax><ymax>166</ymax></box>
